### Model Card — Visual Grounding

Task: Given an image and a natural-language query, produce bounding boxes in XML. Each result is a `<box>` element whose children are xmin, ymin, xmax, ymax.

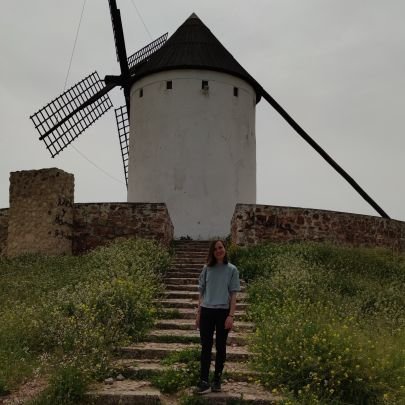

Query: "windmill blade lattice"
<box><xmin>115</xmin><ymin>105</ymin><xmax>130</xmax><ymax>187</ymax></box>
<box><xmin>30</xmin><ymin>72</ymin><xmax>113</xmax><ymax>157</ymax></box>
<box><xmin>128</xmin><ymin>33</ymin><xmax>168</xmax><ymax>70</ymax></box>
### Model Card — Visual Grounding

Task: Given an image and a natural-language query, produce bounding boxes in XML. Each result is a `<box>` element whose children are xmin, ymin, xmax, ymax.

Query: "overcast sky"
<box><xmin>1</xmin><ymin>0</ymin><xmax>404</xmax><ymax>222</ymax></box>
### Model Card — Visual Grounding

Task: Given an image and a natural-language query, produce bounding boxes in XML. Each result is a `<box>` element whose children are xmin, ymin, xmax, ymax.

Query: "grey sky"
<box><xmin>1</xmin><ymin>0</ymin><xmax>404</xmax><ymax>222</ymax></box>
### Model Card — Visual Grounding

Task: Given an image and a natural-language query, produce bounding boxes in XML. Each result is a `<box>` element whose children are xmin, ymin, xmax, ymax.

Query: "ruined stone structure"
<box><xmin>231</xmin><ymin>204</ymin><xmax>405</xmax><ymax>252</ymax></box>
<box><xmin>73</xmin><ymin>203</ymin><xmax>173</xmax><ymax>254</ymax></box>
<box><xmin>1</xmin><ymin>169</ymin><xmax>405</xmax><ymax>257</ymax></box>
<box><xmin>0</xmin><ymin>169</ymin><xmax>174</xmax><ymax>257</ymax></box>
<box><xmin>7</xmin><ymin>169</ymin><xmax>74</xmax><ymax>257</ymax></box>
<box><xmin>0</xmin><ymin>208</ymin><xmax>8</xmax><ymax>256</ymax></box>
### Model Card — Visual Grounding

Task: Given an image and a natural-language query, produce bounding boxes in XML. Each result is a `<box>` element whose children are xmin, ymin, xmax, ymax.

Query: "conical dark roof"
<box><xmin>133</xmin><ymin>13</ymin><xmax>262</xmax><ymax>102</ymax></box>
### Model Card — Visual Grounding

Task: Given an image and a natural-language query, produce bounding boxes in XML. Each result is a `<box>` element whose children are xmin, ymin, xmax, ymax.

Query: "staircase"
<box><xmin>85</xmin><ymin>240</ymin><xmax>280</xmax><ymax>404</ymax></box>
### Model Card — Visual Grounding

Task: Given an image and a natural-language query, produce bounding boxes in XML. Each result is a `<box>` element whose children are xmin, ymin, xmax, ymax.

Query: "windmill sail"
<box><xmin>30</xmin><ymin>71</ymin><xmax>113</xmax><ymax>157</ymax></box>
<box><xmin>115</xmin><ymin>105</ymin><xmax>130</xmax><ymax>187</ymax></box>
<box><xmin>127</xmin><ymin>33</ymin><xmax>168</xmax><ymax>70</ymax></box>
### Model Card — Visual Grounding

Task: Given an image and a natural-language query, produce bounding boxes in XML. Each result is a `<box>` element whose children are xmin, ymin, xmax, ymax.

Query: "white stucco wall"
<box><xmin>127</xmin><ymin>69</ymin><xmax>256</xmax><ymax>239</ymax></box>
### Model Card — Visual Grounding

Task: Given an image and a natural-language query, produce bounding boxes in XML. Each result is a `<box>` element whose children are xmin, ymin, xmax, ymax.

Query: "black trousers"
<box><xmin>199</xmin><ymin>306</ymin><xmax>230</xmax><ymax>382</ymax></box>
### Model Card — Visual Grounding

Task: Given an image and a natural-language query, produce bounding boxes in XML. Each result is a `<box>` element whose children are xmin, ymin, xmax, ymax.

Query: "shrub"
<box><xmin>0</xmin><ymin>238</ymin><xmax>171</xmax><ymax>397</ymax></box>
<box><xmin>32</xmin><ymin>366</ymin><xmax>87</xmax><ymax>405</ymax></box>
<box><xmin>238</xmin><ymin>243</ymin><xmax>405</xmax><ymax>404</ymax></box>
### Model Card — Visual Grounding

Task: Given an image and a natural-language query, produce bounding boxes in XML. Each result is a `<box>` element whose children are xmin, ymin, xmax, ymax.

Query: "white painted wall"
<box><xmin>127</xmin><ymin>69</ymin><xmax>256</xmax><ymax>239</ymax></box>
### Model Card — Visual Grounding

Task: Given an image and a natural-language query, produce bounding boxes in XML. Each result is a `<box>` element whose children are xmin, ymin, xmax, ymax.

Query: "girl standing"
<box><xmin>194</xmin><ymin>240</ymin><xmax>241</xmax><ymax>394</ymax></box>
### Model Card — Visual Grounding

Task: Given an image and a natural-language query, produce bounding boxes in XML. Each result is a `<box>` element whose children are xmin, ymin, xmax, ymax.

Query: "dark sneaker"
<box><xmin>211</xmin><ymin>379</ymin><xmax>221</xmax><ymax>392</ymax></box>
<box><xmin>193</xmin><ymin>380</ymin><xmax>211</xmax><ymax>394</ymax></box>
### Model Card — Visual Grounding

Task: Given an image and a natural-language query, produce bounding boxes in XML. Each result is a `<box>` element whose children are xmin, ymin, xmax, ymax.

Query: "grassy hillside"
<box><xmin>0</xmin><ymin>239</ymin><xmax>171</xmax><ymax>403</ymax></box>
<box><xmin>1</xmin><ymin>240</ymin><xmax>403</xmax><ymax>404</ymax></box>
<box><xmin>230</xmin><ymin>243</ymin><xmax>405</xmax><ymax>404</ymax></box>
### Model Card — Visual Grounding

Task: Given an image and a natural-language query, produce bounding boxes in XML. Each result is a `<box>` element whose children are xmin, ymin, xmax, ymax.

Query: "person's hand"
<box><xmin>195</xmin><ymin>312</ymin><xmax>201</xmax><ymax>330</ymax></box>
<box><xmin>224</xmin><ymin>315</ymin><xmax>234</xmax><ymax>330</ymax></box>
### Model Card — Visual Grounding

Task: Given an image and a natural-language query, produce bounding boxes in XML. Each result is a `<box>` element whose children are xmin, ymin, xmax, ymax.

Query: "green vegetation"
<box><xmin>151</xmin><ymin>347</ymin><xmax>200</xmax><ymax>393</ymax></box>
<box><xmin>156</xmin><ymin>308</ymin><xmax>181</xmax><ymax>319</ymax></box>
<box><xmin>2</xmin><ymin>239</ymin><xmax>403</xmax><ymax>404</ymax></box>
<box><xmin>230</xmin><ymin>243</ymin><xmax>405</xmax><ymax>404</ymax></box>
<box><xmin>179</xmin><ymin>396</ymin><xmax>248</xmax><ymax>405</ymax></box>
<box><xmin>30</xmin><ymin>366</ymin><xmax>87</xmax><ymax>405</ymax></box>
<box><xmin>160</xmin><ymin>347</ymin><xmax>200</xmax><ymax>366</ymax></box>
<box><xmin>0</xmin><ymin>239</ymin><xmax>170</xmax><ymax>403</ymax></box>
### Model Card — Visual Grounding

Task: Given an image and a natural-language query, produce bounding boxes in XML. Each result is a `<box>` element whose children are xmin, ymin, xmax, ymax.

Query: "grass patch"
<box><xmin>150</xmin><ymin>348</ymin><xmax>201</xmax><ymax>393</ymax></box>
<box><xmin>230</xmin><ymin>243</ymin><xmax>405</xmax><ymax>404</ymax></box>
<box><xmin>153</xmin><ymin>334</ymin><xmax>200</xmax><ymax>344</ymax></box>
<box><xmin>161</xmin><ymin>347</ymin><xmax>200</xmax><ymax>366</ymax></box>
<box><xmin>29</xmin><ymin>366</ymin><xmax>87</xmax><ymax>405</ymax></box>
<box><xmin>157</xmin><ymin>308</ymin><xmax>181</xmax><ymax>319</ymax></box>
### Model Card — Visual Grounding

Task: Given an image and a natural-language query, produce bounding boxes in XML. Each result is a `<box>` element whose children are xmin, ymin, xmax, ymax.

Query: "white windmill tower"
<box><xmin>30</xmin><ymin>2</ymin><xmax>390</xmax><ymax>240</ymax></box>
<box><xmin>126</xmin><ymin>13</ymin><xmax>262</xmax><ymax>238</ymax></box>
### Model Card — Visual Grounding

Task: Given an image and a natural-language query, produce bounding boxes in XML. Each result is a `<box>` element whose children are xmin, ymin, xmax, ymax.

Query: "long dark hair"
<box><xmin>207</xmin><ymin>240</ymin><xmax>228</xmax><ymax>267</ymax></box>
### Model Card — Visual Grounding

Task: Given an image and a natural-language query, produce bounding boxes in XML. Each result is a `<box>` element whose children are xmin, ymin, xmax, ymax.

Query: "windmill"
<box><xmin>30</xmin><ymin>1</ymin><xmax>389</xmax><ymax>238</ymax></box>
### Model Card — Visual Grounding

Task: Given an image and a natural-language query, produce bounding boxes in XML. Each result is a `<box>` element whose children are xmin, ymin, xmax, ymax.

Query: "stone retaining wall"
<box><xmin>0</xmin><ymin>208</ymin><xmax>9</xmax><ymax>256</ymax></box>
<box><xmin>231</xmin><ymin>204</ymin><xmax>405</xmax><ymax>252</ymax></box>
<box><xmin>7</xmin><ymin>169</ymin><xmax>74</xmax><ymax>257</ymax></box>
<box><xmin>73</xmin><ymin>203</ymin><xmax>174</xmax><ymax>254</ymax></box>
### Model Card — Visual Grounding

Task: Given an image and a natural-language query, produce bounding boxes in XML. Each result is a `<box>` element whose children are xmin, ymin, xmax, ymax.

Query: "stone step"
<box><xmin>154</xmin><ymin>319</ymin><xmax>254</xmax><ymax>332</ymax></box>
<box><xmin>162</xmin><ymin>291</ymin><xmax>247</xmax><ymax>301</ymax></box>
<box><xmin>87</xmin><ymin>381</ymin><xmax>281</xmax><ymax>404</ymax></box>
<box><xmin>172</xmin><ymin>258</ymin><xmax>206</xmax><ymax>264</ymax></box>
<box><xmin>169</xmin><ymin>265</ymin><xmax>203</xmax><ymax>271</ymax></box>
<box><xmin>174</xmin><ymin>243</ymin><xmax>209</xmax><ymax>248</ymax></box>
<box><xmin>164</xmin><ymin>284</ymin><xmax>246</xmax><ymax>292</ymax></box>
<box><xmin>157</xmin><ymin>299</ymin><xmax>248</xmax><ymax>311</ymax></box>
<box><xmin>165</xmin><ymin>277</ymin><xmax>200</xmax><ymax>285</ymax></box>
<box><xmin>165</xmin><ymin>277</ymin><xmax>246</xmax><ymax>286</ymax></box>
<box><xmin>169</xmin><ymin>269</ymin><xmax>203</xmax><ymax>274</ymax></box>
<box><xmin>172</xmin><ymin>258</ymin><xmax>205</xmax><ymax>263</ymax></box>
<box><xmin>84</xmin><ymin>380</ymin><xmax>161</xmax><ymax>404</ymax></box>
<box><xmin>112</xmin><ymin>359</ymin><xmax>259</xmax><ymax>382</ymax></box>
<box><xmin>166</xmin><ymin>273</ymin><xmax>247</xmax><ymax>281</ymax></box>
<box><xmin>145</xmin><ymin>329</ymin><xmax>248</xmax><ymax>345</ymax></box>
<box><xmin>174</xmin><ymin>244</ymin><xmax>210</xmax><ymax>249</ymax></box>
<box><xmin>166</xmin><ymin>271</ymin><xmax>201</xmax><ymax>278</ymax></box>
<box><xmin>173</xmin><ymin>240</ymin><xmax>211</xmax><ymax>245</ymax></box>
<box><xmin>164</xmin><ymin>284</ymin><xmax>199</xmax><ymax>291</ymax></box>
<box><xmin>173</xmin><ymin>254</ymin><xmax>206</xmax><ymax>260</ymax></box>
<box><xmin>86</xmin><ymin>380</ymin><xmax>282</xmax><ymax>404</ymax></box>
<box><xmin>173</xmin><ymin>251</ymin><xmax>208</xmax><ymax>256</ymax></box>
<box><xmin>119</xmin><ymin>342</ymin><xmax>250</xmax><ymax>361</ymax></box>
<box><xmin>159</xmin><ymin>308</ymin><xmax>246</xmax><ymax>320</ymax></box>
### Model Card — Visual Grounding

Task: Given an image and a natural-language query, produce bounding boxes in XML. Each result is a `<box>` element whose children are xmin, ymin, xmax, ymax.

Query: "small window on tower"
<box><xmin>139</xmin><ymin>88</ymin><xmax>143</xmax><ymax>98</ymax></box>
<box><xmin>202</xmin><ymin>80</ymin><xmax>209</xmax><ymax>90</ymax></box>
<box><xmin>166</xmin><ymin>81</ymin><xmax>172</xmax><ymax>90</ymax></box>
<box><xmin>234</xmin><ymin>87</ymin><xmax>239</xmax><ymax>97</ymax></box>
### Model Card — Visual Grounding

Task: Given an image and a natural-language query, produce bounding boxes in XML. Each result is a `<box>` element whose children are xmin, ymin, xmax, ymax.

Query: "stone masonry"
<box><xmin>7</xmin><ymin>169</ymin><xmax>74</xmax><ymax>257</ymax></box>
<box><xmin>73</xmin><ymin>203</ymin><xmax>174</xmax><ymax>254</ymax></box>
<box><xmin>1</xmin><ymin>169</ymin><xmax>174</xmax><ymax>257</ymax></box>
<box><xmin>231</xmin><ymin>204</ymin><xmax>405</xmax><ymax>252</ymax></box>
<box><xmin>2</xmin><ymin>168</ymin><xmax>405</xmax><ymax>257</ymax></box>
<box><xmin>0</xmin><ymin>208</ymin><xmax>9</xmax><ymax>256</ymax></box>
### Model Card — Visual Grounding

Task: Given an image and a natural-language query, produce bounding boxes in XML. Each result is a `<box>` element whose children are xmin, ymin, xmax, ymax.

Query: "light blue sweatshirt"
<box><xmin>198</xmin><ymin>263</ymin><xmax>241</xmax><ymax>309</ymax></box>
